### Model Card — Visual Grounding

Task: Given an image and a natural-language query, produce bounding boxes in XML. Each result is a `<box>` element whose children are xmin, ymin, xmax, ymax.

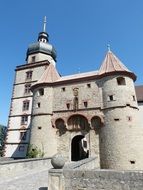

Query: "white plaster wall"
<box><xmin>8</xmin><ymin>116</ymin><xmax>31</xmax><ymax>129</ymax></box>
<box><xmin>15</xmin><ymin>65</ymin><xmax>47</xmax><ymax>84</ymax></box>
<box><xmin>11</xmin><ymin>97</ymin><xmax>32</xmax><ymax>115</ymax></box>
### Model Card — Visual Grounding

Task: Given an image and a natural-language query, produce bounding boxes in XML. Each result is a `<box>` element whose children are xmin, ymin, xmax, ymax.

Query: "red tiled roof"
<box><xmin>135</xmin><ymin>85</ymin><xmax>143</xmax><ymax>102</ymax></box>
<box><xmin>34</xmin><ymin>63</ymin><xmax>60</xmax><ymax>85</ymax></box>
<box><xmin>98</xmin><ymin>50</ymin><xmax>136</xmax><ymax>80</ymax></box>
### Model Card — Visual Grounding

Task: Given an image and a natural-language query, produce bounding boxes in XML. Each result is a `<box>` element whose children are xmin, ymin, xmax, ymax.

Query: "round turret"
<box><xmin>98</xmin><ymin>50</ymin><xmax>143</xmax><ymax>170</ymax></box>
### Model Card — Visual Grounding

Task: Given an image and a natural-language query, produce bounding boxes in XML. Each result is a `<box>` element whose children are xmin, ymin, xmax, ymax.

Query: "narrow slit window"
<box><xmin>114</xmin><ymin>118</ymin><xmax>120</xmax><ymax>121</ymax></box>
<box><xmin>84</xmin><ymin>101</ymin><xmax>88</xmax><ymax>108</ymax></box>
<box><xmin>132</xmin><ymin>95</ymin><xmax>136</xmax><ymax>101</ymax></box>
<box><xmin>66</xmin><ymin>103</ymin><xmax>70</xmax><ymax>109</ymax></box>
<box><xmin>36</xmin><ymin>102</ymin><xmax>41</xmax><ymax>108</ymax></box>
<box><xmin>127</xmin><ymin>116</ymin><xmax>132</xmax><ymax>121</ymax></box>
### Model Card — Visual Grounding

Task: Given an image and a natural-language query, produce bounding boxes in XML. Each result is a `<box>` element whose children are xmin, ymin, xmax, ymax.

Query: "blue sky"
<box><xmin>1</xmin><ymin>0</ymin><xmax>143</xmax><ymax>125</ymax></box>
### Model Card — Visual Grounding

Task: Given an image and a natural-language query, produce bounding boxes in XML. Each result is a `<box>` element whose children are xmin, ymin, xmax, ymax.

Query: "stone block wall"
<box><xmin>63</xmin><ymin>170</ymin><xmax>143</xmax><ymax>190</ymax></box>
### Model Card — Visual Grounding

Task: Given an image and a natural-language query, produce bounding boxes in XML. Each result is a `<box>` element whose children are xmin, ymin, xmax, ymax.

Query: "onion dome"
<box><xmin>98</xmin><ymin>48</ymin><xmax>136</xmax><ymax>81</ymax></box>
<box><xmin>26</xmin><ymin>17</ymin><xmax>57</xmax><ymax>61</ymax></box>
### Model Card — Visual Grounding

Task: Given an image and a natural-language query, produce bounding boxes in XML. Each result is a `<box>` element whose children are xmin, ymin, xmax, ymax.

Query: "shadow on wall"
<box><xmin>39</xmin><ymin>187</ymin><xmax>48</xmax><ymax>190</ymax></box>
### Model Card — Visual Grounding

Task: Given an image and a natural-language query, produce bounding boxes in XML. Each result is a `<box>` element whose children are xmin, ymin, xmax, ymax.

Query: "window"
<box><xmin>20</xmin><ymin>132</ymin><xmax>27</xmax><ymax>140</ymax></box>
<box><xmin>21</xmin><ymin>115</ymin><xmax>28</xmax><ymax>125</ymax></box>
<box><xmin>26</xmin><ymin>71</ymin><xmax>33</xmax><ymax>80</ymax></box>
<box><xmin>84</xmin><ymin>101</ymin><xmax>88</xmax><ymax>108</ymax></box>
<box><xmin>62</xmin><ymin>87</ymin><xmax>65</xmax><ymax>92</ymax></box>
<box><xmin>19</xmin><ymin>146</ymin><xmax>25</xmax><ymax>151</ymax></box>
<box><xmin>130</xmin><ymin>160</ymin><xmax>135</xmax><ymax>164</ymax></box>
<box><xmin>132</xmin><ymin>95</ymin><xmax>136</xmax><ymax>101</ymax></box>
<box><xmin>31</xmin><ymin>56</ymin><xmax>36</xmax><ymax>62</ymax></box>
<box><xmin>66</xmin><ymin>103</ymin><xmax>70</xmax><ymax>109</ymax></box>
<box><xmin>114</xmin><ymin>118</ymin><xmax>120</xmax><ymax>121</ymax></box>
<box><xmin>108</xmin><ymin>95</ymin><xmax>114</xmax><ymax>101</ymax></box>
<box><xmin>23</xmin><ymin>100</ymin><xmax>30</xmax><ymax>111</ymax></box>
<box><xmin>117</xmin><ymin>77</ymin><xmax>126</xmax><ymax>85</ymax></box>
<box><xmin>38</xmin><ymin>126</ymin><xmax>42</xmax><ymax>130</ymax></box>
<box><xmin>127</xmin><ymin>116</ymin><xmax>132</xmax><ymax>121</ymax></box>
<box><xmin>87</xmin><ymin>83</ymin><xmax>91</xmax><ymax>88</ymax></box>
<box><xmin>36</xmin><ymin>102</ymin><xmax>41</xmax><ymax>108</ymax></box>
<box><xmin>38</xmin><ymin>88</ymin><xmax>44</xmax><ymax>96</ymax></box>
<box><xmin>24</xmin><ymin>84</ymin><xmax>31</xmax><ymax>94</ymax></box>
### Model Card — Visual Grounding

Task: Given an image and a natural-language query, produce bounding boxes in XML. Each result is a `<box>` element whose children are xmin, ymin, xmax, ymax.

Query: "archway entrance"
<box><xmin>71</xmin><ymin>135</ymin><xmax>89</xmax><ymax>161</ymax></box>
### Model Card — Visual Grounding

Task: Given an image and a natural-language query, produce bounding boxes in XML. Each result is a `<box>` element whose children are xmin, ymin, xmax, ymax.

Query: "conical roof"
<box><xmin>31</xmin><ymin>64</ymin><xmax>60</xmax><ymax>90</ymax></box>
<box><xmin>98</xmin><ymin>50</ymin><xmax>136</xmax><ymax>81</ymax></box>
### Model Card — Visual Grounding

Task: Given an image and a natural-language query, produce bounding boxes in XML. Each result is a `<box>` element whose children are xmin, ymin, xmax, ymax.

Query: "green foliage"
<box><xmin>26</xmin><ymin>144</ymin><xmax>45</xmax><ymax>158</ymax></box>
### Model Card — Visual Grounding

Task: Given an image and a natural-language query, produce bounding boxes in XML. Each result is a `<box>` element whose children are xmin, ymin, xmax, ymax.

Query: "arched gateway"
<box><xmin>71</xmin><ymin>135</ymin><xmax>88</xmax><ymax>161</ymax></box>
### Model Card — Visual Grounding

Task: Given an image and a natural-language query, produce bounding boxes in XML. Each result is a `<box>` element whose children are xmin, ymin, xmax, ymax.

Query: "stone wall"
<box><xmin>63</xmin><ymin>169</ymin><xmax>143</xmax><ymax>190</ymax></box>
<box><xmin>0</xmin><ymin>157</ymin><xmax>52</xmax><ymax>179</ymax></box>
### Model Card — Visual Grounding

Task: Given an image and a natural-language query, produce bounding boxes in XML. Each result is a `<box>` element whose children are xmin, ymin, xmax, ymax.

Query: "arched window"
<box><xmin>55</xmin><ymin>118</ymin><xmax>66</xmax><ymax>136</ymax></box>
<box><xmin>67</xmin><ymin>115</ymin><xmax>89</xmax><ymax>131</ymax></box>
<box><xmin>91</xmin><ymin>116</ymin><xmax>102</xmax><ymax>133</ymax></box>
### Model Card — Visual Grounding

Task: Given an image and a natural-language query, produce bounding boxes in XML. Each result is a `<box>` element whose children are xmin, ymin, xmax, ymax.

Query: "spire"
<box><xmin>43</xmin><ymin>16</ymin><xmax>47</xmax><ymax>32</ymax></box>
<box><xmin>107</xmin><ymin>44</ymin><xmax>111</xmax><ymax>52</ymax></box>
<box><xmin>98</xmin><ymin>50</ymin><xmax>136</xmax><ymax>81</ymax></box>
<box><xmin>38</xmin><ymin>16</ymin><xmax>49</xmax><ymax>43</ymax></box>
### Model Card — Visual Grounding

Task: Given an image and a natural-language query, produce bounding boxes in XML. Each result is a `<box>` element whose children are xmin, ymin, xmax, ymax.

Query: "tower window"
<box><xmin>24</xmin><ymin>84</ymin><xmax>31</xmax><ymax>94</ymax></box>
<box><xmin>23</xmin><ymin>100</ymin><xmax>30</xmax><ymax>111</ymax></box>
<box><xmin>62</xmin><ymin>87</ymin><xmax>65</xmax><ymax>92</ymax></box>
<box><xmin>84</xmin><ymin>101</ymin><xmax>88</xmax><ymax>108</ymax></box>
<box><xmin>38</xmin><ymin>126</ymin><xmax>42</xmax><ymax>130</ymax></box>
<box><xmin>36</xmin><ymin>102</ymin><xmax>41</xmax><ymax>108</ymax></box>
<box><xmin>20</xmin><ymin>132</ymin><xmax>27</xmax><ymax>140</ymax></box>
<box><xmin>132</xmin><ymin>95</ymin><xmax>136</xmax><ymax>101</ymax></box>
<box><xmin>31</xmin><ymin>56</ymin><xmax>36</xmax><ymax>63</ymax></box>
<box><xmin>130</xmin><ymin>160</ymin><xmax>135</xmax><ymax>164</ymax></box>
<box><xmin>66</xmin><ymin>103</ymin><xmax>70</xmax><ymax>109</ymax></box>
<box><xmin>26</xmin><ymin>71</ymin><xmax>33</xmax><ymax>80</ymax></box>
<box><xmin>21</xmin><ymin>115</ymin><xmax>28</xmax><ymax>125</ymax></box>
<box><xmin>114</xmin><ymin>118</ymin><xmax>120</xmax><ymax>121</ymax></box>
<box><xmin>108</xmin><ymin>95</ymin><xmax>115</xmax><ymax>101</ymax></box>
<box><xmin>87</xmin><ymin>83</ymin><xmax>91</xmax><ymax>88</ymax></box>
<box><xmin>117</xmin><ymin>77</ymin><xmax>126</xmax><ymax>85</ymax></box>
<box><xmin>127</xmin><ymin>116</ymin><xmax>132</xmax><ymax>121</ymax></box>
<box><xmin>38</xmin><ymin>88</ymin><xmax>44</xmax><ymax>96</ymax></box>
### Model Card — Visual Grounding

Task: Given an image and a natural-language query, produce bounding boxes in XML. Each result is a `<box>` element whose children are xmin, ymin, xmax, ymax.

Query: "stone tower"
<box><xmin>4</xmin><ymin>17</ymin><xmax>57</xmax><ymax>158</ymax></box>
<box><xmin>30</xmin><ymin>64</ymin><xmax>60</xmax><ymax>157</ymax></box>
<box><xmin>98</xmin><ymin>50</ymin><xmax>143</xmax><ymax>170</ymax></box>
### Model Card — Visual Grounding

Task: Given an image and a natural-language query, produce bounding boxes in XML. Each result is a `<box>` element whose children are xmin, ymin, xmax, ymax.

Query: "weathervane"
<box><xmin>43</xmin><ymin>16</ymin><xmax>47</xmax><ymax>32</ymax></box>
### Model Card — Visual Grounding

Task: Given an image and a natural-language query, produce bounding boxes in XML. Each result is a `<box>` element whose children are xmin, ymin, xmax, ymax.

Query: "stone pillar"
<box><xmin>48</xmin><ymin>169</ymin><xmax>65</xmax><ymax>190</ymax></box>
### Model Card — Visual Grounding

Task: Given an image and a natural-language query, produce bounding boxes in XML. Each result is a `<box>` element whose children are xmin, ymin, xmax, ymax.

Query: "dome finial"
<box><xmin>43</xmin><ymin>16</ymin><xmax>47</xmax><ymax>32</ymax></box>
<box><xmin>107</xmin><ymin>44</ymin><xmax>111</xmax><ymax>52</ymax></box>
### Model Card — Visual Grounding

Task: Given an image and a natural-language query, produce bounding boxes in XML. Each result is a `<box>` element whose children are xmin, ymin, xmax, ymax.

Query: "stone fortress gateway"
<box><xmin>4</xmin><ymin>18</ymin><xmax>143</xmax><ymax>170</ymax></box>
